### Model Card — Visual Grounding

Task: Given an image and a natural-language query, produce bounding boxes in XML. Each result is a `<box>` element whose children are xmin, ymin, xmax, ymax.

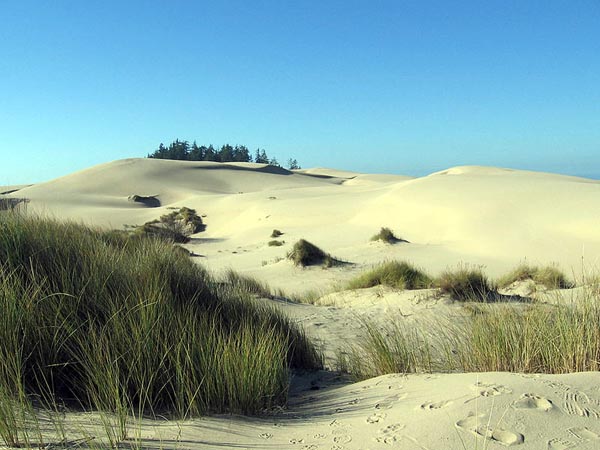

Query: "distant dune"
<box><xmin>7</xmin><ymin>158</ymin><xmax>600</xmax><ymax>289</ymax></box>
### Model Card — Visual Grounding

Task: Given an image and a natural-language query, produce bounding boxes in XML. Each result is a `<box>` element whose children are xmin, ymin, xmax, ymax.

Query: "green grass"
<box><xmin>370</xmin><ymin>227</ymin><xmax>405</xmax><ymax>244</ymax></box>
<box><xmin>347</xmin><ymin>261</ymin><xmax>432</xmax><ymax>290</ymax></box>
<box><xmin>287</xmin><ymin>239</ymin><xmax>342</xmax><ymax>267</ymax></box>
<box><xmin>0</xmin><ymin>213</ymin><xmax>321</xmax><ymax>447</ymax></box>
<box><xmin>435</xmin><ymin>266</ymin><xmax>495</xmax><ymax>301</ymax></box>
<box><xmin>498</xmin><ymin>263</ymin><xmax>573</xmax><ymax>289</ymax></box>
<box><xmin>268</xmin><ymin>240</ymin><xmax>284</xmax><ymax>247</ymax></box>
<box><xmin>340</xmin><ymin>290</ymin><xmax>600</xmax><ymax>380</ymax></box>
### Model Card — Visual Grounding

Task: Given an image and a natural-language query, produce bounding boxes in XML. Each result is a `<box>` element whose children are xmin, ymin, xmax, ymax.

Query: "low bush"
<box><xmin>498</xmin><ymin>263</ymin><xmax>573</xmax><ymax>289</ymax></box>
<box><xmin>435</xmin><ymin>266</ymin><xmax>494</xmax><ymax>301</ymax></box>
<box><xmin>270</xmin><ymin>229</ymin><xmax>283</xmax><ymax>238</ymax></box>
<box><xmin>347</xmin><ymin>261</ymin><xmax>432</xmax><ymax>290</ymax></box>
<box><xmin>268</xmin><ymin>240</ymin><xmax>283</xmax><ymax>247</ymax></box>
<box><xmin>135</xmin><ymin>207</ymin><xmax>205</xmax><ymax>243</ymax></box>
<box><xmin>287</xmin><ymin>239</ymin><xmax>341</xmax><ymax>267</ymax></box>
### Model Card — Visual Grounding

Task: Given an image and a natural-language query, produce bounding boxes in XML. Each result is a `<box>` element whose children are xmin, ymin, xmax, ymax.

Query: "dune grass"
<box><xmin>0</xmin><ymin>213</ymin><xmax>321</xmax><ymax>447</ymax></box>
<box><xmin>287</xmin><ymin>239</ymin><xmax>342</xmax><ymax>267</ymax></box>
<box><xmin>497</xmin><ymin>263</ymin><xmax>573</xmax><ymax>289</ymax></box>
<box><xmin>268</xmin><ymin>240</ymin><xmax>284</xmax><ymax>247</ymax></box>
<box><xmin>435</xmin><ymin>265</ymin><xmax>495</xmax><ymax>301</ymax></box>
<box><xmin>370</xmin><ymin>227</ymin><xmax>405</xmax><ymax>244</ymax></box>
<box><xmin>340</xmin><ymin>291</ymin><xmax>600</xmax><ymax>380</ymax></box>
<box><xmin>270</xmin><ymin>229</ymin><xmax>283</xmax><ymax>238</ymax></box>
<box><xmin>347</xmin><ymin>261</ymin><xmax>432</xmax><ymax>290</ymax></box>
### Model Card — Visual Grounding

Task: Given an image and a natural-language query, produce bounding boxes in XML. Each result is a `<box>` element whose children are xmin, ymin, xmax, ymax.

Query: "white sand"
<box><xmin>5</xmin><ymin>158</ymin><xmax>600</xmax><ymax>449</ymax></box>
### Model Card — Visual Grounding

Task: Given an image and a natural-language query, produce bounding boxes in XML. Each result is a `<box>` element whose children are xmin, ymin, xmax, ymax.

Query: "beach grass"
<box><xmin>0</xmin><ymin>213</ymin><xmax>321</xmax><ymax>447</ymax></box>
<box><xmin>347</xmin><ymin>261</ymin><xmax>432</xmax><ymax>290</ymax></box>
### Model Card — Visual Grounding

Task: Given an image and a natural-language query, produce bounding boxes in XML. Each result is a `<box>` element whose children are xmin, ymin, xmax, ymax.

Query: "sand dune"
<box><xmin>5</xmin><ymin>158</ymin><xmax>600</xmax><ymax>449</ymax></box>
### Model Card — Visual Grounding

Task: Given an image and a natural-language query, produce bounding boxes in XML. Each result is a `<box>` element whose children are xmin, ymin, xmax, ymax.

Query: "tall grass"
<box><xmin>435</xmin><ymin>266</ymin><xmax>495</xmax><ymax>301</ymax></box>
<box><xmin>0</xmin><ymin>213</ymin><xmax>321</xmax><ymax>447</ymax></box>
<box><xmin>347</xmin><ymin>261</ymin><xmax>432</xmax><ymax>290</ymax></box>
<box><xmin>340</xmin><ymin>292</ymin><xmax>600</xmax><ymax>380</ymax></box>
<box><xmin>287</xmin><ymin>239</ymin><xmax>342</xmax><ymax>267</ymax></box>
<box><xmin>497</xmin><ymin>263</ymin><xmax>573</xmax><ymax>289</ymax></box>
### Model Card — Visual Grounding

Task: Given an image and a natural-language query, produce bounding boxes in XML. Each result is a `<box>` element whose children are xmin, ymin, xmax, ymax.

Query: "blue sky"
<box><xmin>1</xmin><ymin>1</ymin><xmax>599</xmax><ymax>184</ymax></box>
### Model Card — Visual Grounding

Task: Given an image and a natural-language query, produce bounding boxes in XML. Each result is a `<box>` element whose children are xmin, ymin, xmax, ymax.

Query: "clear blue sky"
<box><xmin>1</xmin><ymin>0</ymin><xmax>599</xmax><ymax>184</ymax></box>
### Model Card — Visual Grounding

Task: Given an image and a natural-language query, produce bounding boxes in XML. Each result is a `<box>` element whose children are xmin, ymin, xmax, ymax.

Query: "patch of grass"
<box><xmin>268</xmin><ymin>240</ymin><xmax>284</xmax><ymax>247</ymax></box>
<box><xmin>270</xmin><ymin>229</ymin><xmax>283</xmax><ymax>238</ymax></box>
<box><xmin>370</xmin><ymin>227</ymin><xmax>405</xmax><ymax>244</ymax></box>
<box><xmin>435</xmin><ymin>266</ymin><xmax>495</xmax><ymax>301</ymax></box>
<box><xmin>0</xmin><ymin>213</ymin><xmax>321</xmax><ymax>448</ymax></box>
<box><xmin>287</xmin><ymin>239</ymin><xmax>342</xmax><ymax>268</ymax></box>
<box><xmin>347</xmin><ymin>261</ymin><xmax>432</xmax><ymax>290</ymax></box>
<box><xmin>135</xmin><ymin>206</ymin><xmax>206</xmax><ymax>243</ymax></box>
<box><xmin>498</xmin><ymin>263</ymin><xmax>573</xmax><ymax>289</ymax></box>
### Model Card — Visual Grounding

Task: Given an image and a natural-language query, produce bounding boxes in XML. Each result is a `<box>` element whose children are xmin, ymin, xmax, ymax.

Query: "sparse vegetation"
<box><xmin>287</xmin><ymin>239</ymin><xmax>342</xmax><ymax>267</ymax></box>
<box><xmin>135</xmin><ymin>206</ymin><xmax>205</xmax><ymax>243</ymax></box>
<box><xmin>271</xmin><ymin>229</ymin><xmax>283</xmax><ymax>238</ymax></box>
<box><xmin>370</xmin><ymin>227</ymin><xmax>405</xmax><ymax>244</ymax></box>
<box><xmin>347</xmin><ymin>261</ymin><xmax>432</xmax><ymax>290</ymax></box>
<box><xmin>498</xmin><ymin>263</ymin><xmax>573</xmax><ymax>289</ymax></box>
<box><xmin>435</xmin><ymin>265</ymin><xmax>495</xmax><ymax>301</ymax></box>
<box><xmin>268</xmin><ymin>240</ymin><xmax>284</xmax><ymax>247</ymax></box>
<box><xmin>0</xmin><ymin>213</ymin><xmax>321</xmax><ymax>448</ymax></box>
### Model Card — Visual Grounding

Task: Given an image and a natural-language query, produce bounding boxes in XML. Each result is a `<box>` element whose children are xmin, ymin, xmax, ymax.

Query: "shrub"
<box><xmin>270</xmin><ymin>229</ymin><xmax>283</xmax><ymax>238</ymax></box>
<box><xmin>435</xmin><ymin>266</ymin><xmax>494</xmax><ymax>301</ymax></box>
<box><xmin>498</xmin><ymin>264</ymin><xmax>573</xmax><ymax>289</ymax></box>
<box><xmin>348</xmin><ymin>261</ymin><xmax>432</xmax><ymax>290</ymax></box>
<box><xmin>370</xmin><ymin>227</ymin><xmax>405</xmax><ymax>244</ymax></box>
<box><xmin>268</xmin><ymin>240</ymin><xmax>283</xmax><ymax>247</ymax></box>
<box><xmin>287</xmin><ymin>239</ymin><xmax>341</xmax><ymax>267</ymax></box>
<box><xmin>0</xmin><ymin>214</ymin><xmax>321</xmax><ymax>432</ymax></box>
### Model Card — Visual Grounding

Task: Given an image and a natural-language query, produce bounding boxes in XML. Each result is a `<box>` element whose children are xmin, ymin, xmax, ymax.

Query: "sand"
<box><xmin>4</xmin><ymin>158</ymin><xmax>600</xmax><ymax>449</ymax></box>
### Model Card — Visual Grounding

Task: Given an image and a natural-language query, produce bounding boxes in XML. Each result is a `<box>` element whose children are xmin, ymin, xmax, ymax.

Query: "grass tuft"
<box><xmin>268</xmin><ymin>240</ymin><xmax>284</xmax><ymax>247</ymax></box>
<box><xmin>498</xmin><ymin>263</ymin><xmax>573</xmax><ymax>289</ymax></box>
<box><xmin>435</xmin><ymin>265</ymin><xmax>495</xmax><ymax>301</ymax></box>
<box><xmin>347</xmin><ymin>261</ymin><xmax>432</xmax><ymax>290</ymax></box>
<box><xmin>370</xmin><ymin>227</ymin><xmax>405</xmax><ymax>244</ymax></box>
<box><xmin>270</xmin><ymin>229</ymin><xmax>283</xmax><ymax>238</ymax></box>
<box><xmin>287</xmin><ymin>239</ymin><xmax>342</xmax><ymax>267</ymax></box>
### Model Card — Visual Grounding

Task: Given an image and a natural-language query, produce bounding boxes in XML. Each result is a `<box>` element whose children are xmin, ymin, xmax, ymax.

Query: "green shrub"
<box><xmin>0</xmin><ymin>214</ymin><xmax>321</xmax><ymax>429</ymax></box>
<box><xmin>370</xmin><ymin>227</ymin><xmax>405</xmax><ymax>244</ymax></box>
<box><xmin>287</xmin><ymin>239</ymin><xmax>341</xmax><ymax>267</ymax></box>
<box><xmin>498</xmin><ymin>263</ymin><xmax>573</xmax><ymax>289</ymax></box>
<box><xmin>348</xmin><ymin>261</ymin><xmax>432</xmax><ymax>290</ymax></box>
<box><xmin>268</xmin><ymin>240</ymin><xmax>283</xmax><ymax>247</ymax></box>
<box><xmin>435</xmin><ymin>266</ymin><xmax>494</xmax><ymax>301</ymax></box>
<box><xmin>270</xmin><ymin>229</ymin><xmax>283</xmax><ymax>238</ymax></box>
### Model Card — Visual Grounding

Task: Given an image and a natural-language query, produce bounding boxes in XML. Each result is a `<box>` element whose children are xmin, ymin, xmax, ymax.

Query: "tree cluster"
<box><xmin>147</xmin><ymin>139</ymin><xmax>301</xmax><ymax>169</ymax></box>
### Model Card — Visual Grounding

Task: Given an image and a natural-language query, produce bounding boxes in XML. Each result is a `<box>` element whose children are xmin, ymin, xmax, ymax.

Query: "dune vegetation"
<box><xmin>497</xmin><ymin>263</ymin><xmax>573</xmax><ymax>289</ymax></box>
<box><xmin>0</xmin><ymin>212</ymin><xmax>321</xmax><ymax>447</ymax></box>
<box><xmin>347</xmin><ymin>261</ymin><xmax>432</xmax><ymax>290</ymax></box>
<box><xmin>287</xmin><ymin>239</ymin><xmax>342</xmax><ymax>267</ymax></box>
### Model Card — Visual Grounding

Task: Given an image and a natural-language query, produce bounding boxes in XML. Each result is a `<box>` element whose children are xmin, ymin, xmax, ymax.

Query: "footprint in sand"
<box><xmin>375</xmin><ymin>435</ymin><xmax>401</xmax><ymax>445</ymax></box>
<box><xmin>456</xmin><ymin>414</ymin><xmax>524</xmax><ymax>446</ymax></box>
<box><xmin>475</xmin><ymin>382</ymin><xmax>513</xmax><ymax>397</ymax></box>
<box><xmin>567</xmin><ymin>427</ymin><xmax>600</xmax><ymax>440</ymax></box>
<box><xmin>513</xmin><ymin>393</ymin><xmax>554</xmax><ymax>411</ymax></box>
<box><xmin>332</xmin><ymin>435</ymin><xmax>352</xmax><ymax>444</ymax></box>
<box><xmin>259</xmin><ymin>432</ymin><xmax>273</xmax><ymax>439</ymax></box>
<box><xmin>375</xmin><ymin>393</ymin><xmax>403</xmax><ymax>410</ymax></box>
<box><xmin>420</xmin><ymin>400</ymin><xmax>452</xmax><ymax>410</ymax></box>
<box><xmin>378</xmin><ymin>423</ymin><xmax>405</xmax><ymax>434</ymax></box>
<box><xmin>547</xmin><ymin>437</ymin><xmax>576</xmax><ymax>450</ymax></box>
<box><xmin>290</xmin><ymin>438</ymin><xmax>305</xmax><ymax>444</ymax></box>
<box><xmin>366</xmin><ymin>412</ymin><xmax>386</xmax><ymax>424</ymax></box>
